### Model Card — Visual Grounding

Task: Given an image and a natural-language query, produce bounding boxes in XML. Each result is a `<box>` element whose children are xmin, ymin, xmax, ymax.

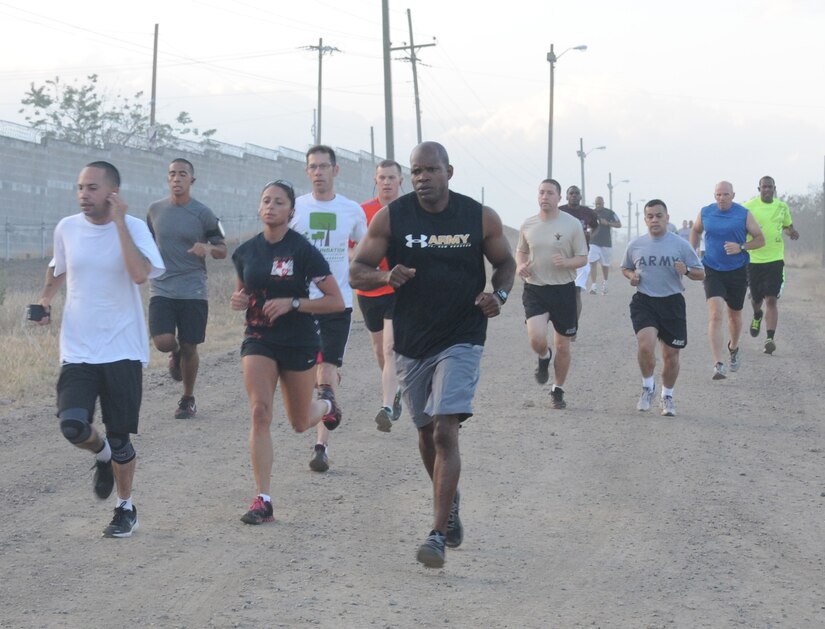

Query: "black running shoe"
<box><xmin>92</xmin><ymin>458</ymin><xmax>114</xmax><ymax>500</ymax></box>
<box><xmin>535</xmin><ymin>351</ymin><xmax>552</xmax><ymax>385</ymax></box>
<box><xmin>318</xmin><ymin>385</ymin><xmax>341</xmax><ymax>430</ymax></box>
<box><xmin>445</xmin><ymin>490</ymin><xmax>463</xmax><ymax>548</ymax></box>
<box><xmin>240</xmin><ymin>496</ymin><xmax>274</xmax><ymax>524</ymax></box>
<box><xmin>103</xmin><ymin>505</ymin><xmax>139</xmax><ymax>538</ymax></box>
<box><xmin>416</xmin><ymin>530</ymin><xmax>446</xmax><ymax>568</ymax></box>
<box><xmin>375</xmin><ymin>406</ymin><xmax>393</xmax><ymax>433</ymax></box>
<box><xmin>550</xmin><ymin>385</ymin><xmax>566</xmax><ymax>409</ymax></box>
<box><xmin>750</xmin><ymin>312</ymin><xmax>763</xmax><ymax>338</ymax></box>
<box><xmin>309</xmin><ymin>444</ymin><xmax>329</xmax><ymax>472</ymax></box>
<box><xmin>174</xmin><ymin>396</ymin><xmax>197</xmax><ymax>419</ymax></box>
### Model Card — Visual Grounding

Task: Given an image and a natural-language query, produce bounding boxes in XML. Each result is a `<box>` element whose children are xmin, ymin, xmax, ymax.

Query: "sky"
<box><xmin>1</xmin><ymin>0</ymin><xmax>824</xmax><ymax>233</ymax></box>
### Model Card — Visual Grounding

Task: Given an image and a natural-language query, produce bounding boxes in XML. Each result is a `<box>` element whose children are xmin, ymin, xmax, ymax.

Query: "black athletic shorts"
<box><xmin>522</xmin><ymin>282</ymin><xmax>578</xmax><ymax>336</ymax></box>
<box><xmin>357</xmin><ymin>293</ymin><xmax>395</xmax><ymax>333</ymax></box>
<box><xmin>629</xmin><ymin>292</ymin><xmax>688</xmax><ymax>349</ymax></box>
<box><xmin>314</xmin><ymin>308</ymin><xmax>353</xmax><ymax>367</ymax></box>
<box><xmin>748</xmin><ymin>260</ymin><xmax>784</xmax><ymax>302</ymax></box>
<box><xmin>703</xmin><ymin>265</ymin><xmax>748</xmax><ymax>311</ymax></box>
<box><xmin>56</xmin><ymin>361</ymin><xmax>143</xmax><ymax>434</ymax></box>
<box><xmin>149</xmin><ymin>296</ymin><xmax>208</xmax><ymax>344</ymax></box>
<box><xmin>241</xmin><ymin>338</ymin><xmax>318</xmax><ymax>372</ymax></box>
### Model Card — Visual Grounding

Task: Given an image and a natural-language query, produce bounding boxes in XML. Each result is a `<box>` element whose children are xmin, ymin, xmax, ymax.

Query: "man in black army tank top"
<box><xmin>351</xmin><ymin>141</ymin><xmax>515</xmax><ymax>569</ymax></box>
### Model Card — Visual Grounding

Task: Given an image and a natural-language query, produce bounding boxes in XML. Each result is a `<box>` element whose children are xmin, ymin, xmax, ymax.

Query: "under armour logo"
<box><xmin>405</xmin><ymin>234</ymin><xmax>429</xmax><ymax>248</ymax></box>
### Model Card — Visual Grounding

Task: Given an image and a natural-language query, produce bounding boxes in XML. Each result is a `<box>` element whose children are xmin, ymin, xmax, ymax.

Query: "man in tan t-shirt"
<box><xmin>516</xmin><ymin>178</ymin><xmax>588</xmax><ymax>410</ymax></box>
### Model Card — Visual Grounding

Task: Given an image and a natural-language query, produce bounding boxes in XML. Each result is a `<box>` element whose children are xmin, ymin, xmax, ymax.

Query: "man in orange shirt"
<box><xmin>357</xmin><ymin>160</ymin><xmax>404</xmax><ymax>431</ymax></box>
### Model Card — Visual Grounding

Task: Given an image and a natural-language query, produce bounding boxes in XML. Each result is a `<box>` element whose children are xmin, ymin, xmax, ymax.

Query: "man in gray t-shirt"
<box><xmin>146</xmin><ymin>158</ymin><xmax>227</xmax><ymax>419</ymax></box>
<box><xmin>587</xmin><ymin>196</ymin><xmax>622</xmax><ymax>295</ymax></box>
<box><xmin>621</xmin><ymin>199</ymin><xmax>704</xmax><ymax>417</ymax></box>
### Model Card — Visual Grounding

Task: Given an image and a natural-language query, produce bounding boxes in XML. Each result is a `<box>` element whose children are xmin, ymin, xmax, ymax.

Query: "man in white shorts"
<box><xmin>587</xmin><ymin>196</ymin><xmax>622</xmax><ymax>295</ymax></box>
<box><xmin>559</xmin><ymin>185</ymin><xmax>598</xmax><ymax>318</ymax></box>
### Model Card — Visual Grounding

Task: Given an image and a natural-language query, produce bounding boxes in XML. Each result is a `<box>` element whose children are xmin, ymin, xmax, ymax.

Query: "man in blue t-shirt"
<box><xmin>622</xmin><ymin>200</ymin><xmax>704</xmax><ymax>417</ymax></box>
<box><xmin>690</xmin><ymin>181</ymin><xmax>764</xmax><ymax>380</ymax></box>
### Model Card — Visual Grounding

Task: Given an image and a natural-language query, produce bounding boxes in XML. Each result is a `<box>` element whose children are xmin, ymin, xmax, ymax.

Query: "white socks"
<box><xmin>95</xmin><ymin>439</ymin><xmax>111</xmax><ymax>463</ymax></box>
<box><xmin>117</xmin><ymin>497</ymin><xmax>133</xmax><ymax>511</ymax></box>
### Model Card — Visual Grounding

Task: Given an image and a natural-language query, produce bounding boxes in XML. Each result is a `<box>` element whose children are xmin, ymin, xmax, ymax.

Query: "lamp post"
<box><xmin>546</xmin><ymin>44</ymin><xmax>587</xmax><ymax>179</ymax></box>
<box><xmin>576</xmin><ymin>138</ymin><xmax>606</xmax><ymax>205</ymax></box>
<box><xmin>607</xmin><ymin>172</ymin><xmax>629</xmax><ymax>215</ymax></box>
<box><xmin>627</xmin><ymin>192</ymin><xmax>633</xmax><ymax>244</ymax></box>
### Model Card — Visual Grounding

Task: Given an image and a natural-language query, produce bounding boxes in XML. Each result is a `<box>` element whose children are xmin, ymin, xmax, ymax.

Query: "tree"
<box><xmin>19</xmin><ymin>74</ymin><xmax>216</xmax><ymax>149</ymax></box>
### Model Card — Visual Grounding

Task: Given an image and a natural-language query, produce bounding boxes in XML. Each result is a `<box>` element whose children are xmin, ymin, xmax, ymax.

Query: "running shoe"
<box><xmin>103</xmin><ymin>505</ymin><xmax>139</xmax><ymax>538</ymax></box>
<box><xmin>588</xmin><ymin>285</ymin><xmax>598</xmax><ymax>295</ymax></box>
<box><xmin>728</xmin><ymin>343</ymin><xmax>741</xmax><ymax>373</ymax></box>
<box><xmin>375</xmin><ymin>406</ymin><xmax>393</xmax><ymax>433</ymax></box>
<box><xmin>637</xmin><ymin>386</ymin><xmax>655</xmax><ymax>412</ymax></box>
<box><xmin>318</xmin><ymin>385</ymin><xmax>341</xmax><ymax>430</ymax></box>
<box><xmin>309</xmin><ymin>443</ymin><xmax>329</xmax><ymax>473</ymax></box>
<box><xmin>175</xmin><ymin>396</ymin><xmax>197</xmax><ymax>419</ymax></box>
<box><xmin>550</xmin><ymin>386</ymin><xmax>566</xmax><ymax>409</ymax></box>
<box><xmin>764</xmin><ymin>337</ymin><xmax>776</xmax><ymax>355</ymax></box>
<box><xmin>240</xmin><ymin>496</ymin><xmax>274</xmax><ymax>525</ymax></box>
<box><xmin>92</xmin><ymin>458</ymin><xmax>114</xmax><ymax>500</ymax></box>
<box><xmin>168</xmin><ymin>350</ymin><xmax>182</xmax><ymax>381</ymax></box>
<box><xmin>750</xmin><ymin>312</ymin><xmax>763</xmax><ymax>337</ymax></box>
<box><xmin>445</xmin><ymin>490</ymin><xmax>463</xmax><ymax>548</ymax></box>
<box><xmin>535</xmin><ymin>352</ymin><xmax>552</xmax><ymax>385</ymax></box>
<box><xmin>601</xmin><ymin>282</ymin><xmax>608</xmax><ymax>295</ymax></box>
<box><xmin>416</xmin><ymin>530</ymin><xmax>446</xmax><ymax>568</ymax></box>
<box><xmin>660</xmin><ymin>395</ymin><xmax>676</xmax><ymax>417</ymax></box>
<box><xmin>391</xmin><ymin>387</ymin><xmax>403</xmax><ymax>421</ymax></box>
<box><xmin>712</xmin><ymin>362</ymin><xmax>727</xmax><ymax>380</ymax></box>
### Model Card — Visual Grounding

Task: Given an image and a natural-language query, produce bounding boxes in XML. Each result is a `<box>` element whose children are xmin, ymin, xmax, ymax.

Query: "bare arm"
<box><xmin>515</xmin><ymin>244</ymin><xmax>532</xmax><ymax>279</ymax></box>
<box><xmin>110</xmin><ymin>194</ymin><xmax>152</xmax><ymax>284</ymax></box>
<box><xmin>689</xmin><ymin>212</ymin><xmax>704</xmax><ymax>251</ymax></box>
<box><xmin>475</xmin><ymin>206</ymin><xmax>516</xmax><ymax>318</ymax></box>
<box><xmin>744</xmin><ymin>211</ymin><xmax>765</xmax><ymax>250</ymax></box>
<box><xmin>350</xmin><ymin>207</ymin><xmax>416</xmax><ymax>290</ymax></box>
<box><xmin>189</xmin><ymin>241</ymin><xmax>227</xmax><ymax>260</ymax></box>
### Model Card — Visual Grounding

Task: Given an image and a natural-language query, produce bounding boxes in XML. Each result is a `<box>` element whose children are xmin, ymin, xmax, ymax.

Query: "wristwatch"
<box><xmin>291</xmin><ymin>297</ymin><xmax>301</xmax><ymax>311</ymax></box>
<box><xmin>494</xmin><ymin>289</ymin><xmax>508</xmax><ymax>305</ymax></box>
<box><xmin>739</xmin><ymin>242</ymin><xmax>747</xmax><ymax>252</ymax></box>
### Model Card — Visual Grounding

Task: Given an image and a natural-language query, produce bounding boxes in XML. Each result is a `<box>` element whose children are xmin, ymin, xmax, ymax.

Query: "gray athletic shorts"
<box><xmin>395</xmin><ymin>343</ymin><xmax>483</xmax><ymax>429</ymax></box>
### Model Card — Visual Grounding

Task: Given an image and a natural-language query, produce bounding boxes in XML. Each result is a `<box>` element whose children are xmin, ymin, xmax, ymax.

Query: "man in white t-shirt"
<box><xmin>36</xmin><ymin>161</ymin><xmax>164</xmax><ymax>538</ymax></box>
<box><xmin>290</xmin><ymin>145</ymin><xmax>367</xmax><ymax>472</ymax></box>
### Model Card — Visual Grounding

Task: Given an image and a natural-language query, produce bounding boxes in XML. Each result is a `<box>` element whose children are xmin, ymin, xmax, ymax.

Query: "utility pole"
<box><xmin>302</xmin><ymin>38</ymin><xmax>340</xmax><ymax>145</ymax></box>
<box><xmin>391</xmin><ymin>9</ymin><xmax>436</xmax><ymax>144</ymax></box>
<box><xmin>627</xmin><ymin>192</ymin><xmax>633</xmax><ymax>244</ymax></box>
<box><xmin>149</xmin><ymin>24</ymin><xmax>159</xmax><ymax>148</ymax></box>
<box><xmin>382</xmin><ymin>0</ymin><xmax>394</xmax><ymax>159</ymax></box>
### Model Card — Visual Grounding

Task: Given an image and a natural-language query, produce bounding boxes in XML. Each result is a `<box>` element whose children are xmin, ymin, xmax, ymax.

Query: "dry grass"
<box><xmin>0</xmin><ymin>257</ymin><xmax>246</xmax><ymax>407</ymax></box>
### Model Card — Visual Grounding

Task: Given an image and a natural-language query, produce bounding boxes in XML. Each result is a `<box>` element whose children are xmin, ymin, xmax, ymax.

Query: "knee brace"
<box><xmin>59</xmin><ymin>408</ymin><xmax>92</xmax><ymax>444</ymax></box>
<box><xmin>107</xmin><ymin>432</ymin><xmax>136</xmax><ymax>464</ymax></box>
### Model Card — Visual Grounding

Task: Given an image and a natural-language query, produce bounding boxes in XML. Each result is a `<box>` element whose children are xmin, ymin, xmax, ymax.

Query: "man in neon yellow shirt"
<box><xmin>743</xmin><ymin>176</ymin><xmax>799</xmax><ymax>354</ymax></box>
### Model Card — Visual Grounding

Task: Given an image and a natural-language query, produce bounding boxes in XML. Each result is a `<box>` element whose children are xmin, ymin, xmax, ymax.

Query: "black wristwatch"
<box><xmin>739</xmin><ymin>242</ymin><xmax>747</xmax><ymax>252</ymax></box>
<box><xmin>291</xmin><ymin>297</ymin><xmax>301</xmax><ymax>311</ymax></box>
<box><xmin>494</xmin><ymin>289</ymin><xmax>508</xmax><ymax>305</ymax></box>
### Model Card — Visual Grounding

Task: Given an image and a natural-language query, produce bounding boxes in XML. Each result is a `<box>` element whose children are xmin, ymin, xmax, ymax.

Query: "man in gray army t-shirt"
<box><xmin>147</xmin><ymin>158</ymin><xmax>227</xmax><ymax>419</ymax></box>
<box><xmin>621</xmin><ymin>199</ymin><xmax>704</xmax><ymax>417</ymax></box>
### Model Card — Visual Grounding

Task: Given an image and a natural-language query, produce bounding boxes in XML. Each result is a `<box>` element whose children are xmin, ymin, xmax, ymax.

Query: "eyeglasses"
<box><xmin>264</xmin><ymin>179</ymin><xmax>294</xmax><ymax>192</ymax></box>
<box><xmin>306</xmin><ymin>163</ymin><xmax>333</xmax><ymax>172</ymax></box>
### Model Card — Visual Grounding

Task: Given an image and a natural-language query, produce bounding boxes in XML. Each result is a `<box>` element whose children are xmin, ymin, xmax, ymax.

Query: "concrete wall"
<box><xmin>0</xmin><ymin>122</ymin><xmax>394</xmax><ymax>259</ymax></box>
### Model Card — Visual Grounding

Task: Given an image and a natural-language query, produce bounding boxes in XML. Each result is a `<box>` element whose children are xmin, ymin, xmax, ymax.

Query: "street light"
<box><xmin>546</xmin><ymin>43</ymin><xmax>587</xmax><ymax>179</ymax></box>
<box><xmin>576</xmin><ymin>138</ymin><xmax>605</xmax><ymax>205</ymax></box>
<box><xmin>607</xmin><ymin>172</ymin><xmax>629</xmax><ymax>215</ymax></box>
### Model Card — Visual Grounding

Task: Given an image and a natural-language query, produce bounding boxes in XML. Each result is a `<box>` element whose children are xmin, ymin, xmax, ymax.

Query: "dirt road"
<box><xmin>1</xmin><ymin>266</ymin><xmax>823</xmax><ymax>628</ymax></box>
